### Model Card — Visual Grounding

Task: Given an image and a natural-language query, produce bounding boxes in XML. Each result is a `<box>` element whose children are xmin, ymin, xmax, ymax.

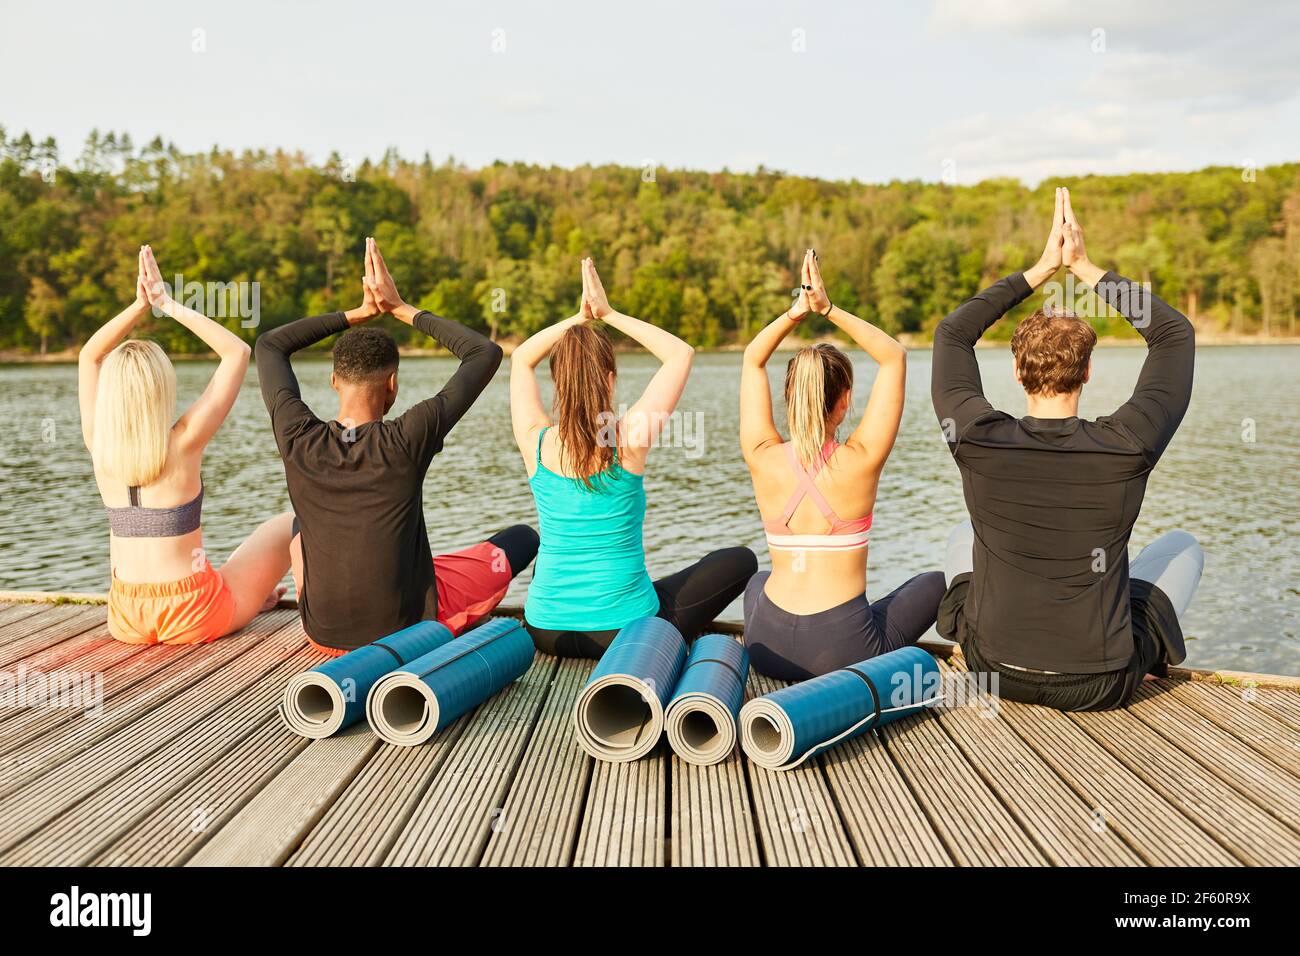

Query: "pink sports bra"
<box><xmin>762</xmin><ymin>441</ymin><xmax>871</xmax><ymax>552</ymax></box>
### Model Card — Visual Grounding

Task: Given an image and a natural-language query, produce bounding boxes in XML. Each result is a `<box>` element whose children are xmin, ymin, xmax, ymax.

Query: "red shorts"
<box><xmin>303</xmin><ymin>539</ymin><xmax>513</xmax><ymax>658</ymax></box>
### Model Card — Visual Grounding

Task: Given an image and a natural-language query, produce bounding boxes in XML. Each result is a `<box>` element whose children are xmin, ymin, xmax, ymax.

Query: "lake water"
<box><xmin>1</xmin><ymin>346</ymin><xmax>1296</xmax><ymax>675</ymax></box>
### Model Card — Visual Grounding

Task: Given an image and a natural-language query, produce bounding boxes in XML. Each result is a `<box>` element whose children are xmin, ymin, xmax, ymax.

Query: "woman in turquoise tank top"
<box><xmin>511</xmin><ymin>258</ymin><xmax>756</xmax><ymax>658</ymax></box>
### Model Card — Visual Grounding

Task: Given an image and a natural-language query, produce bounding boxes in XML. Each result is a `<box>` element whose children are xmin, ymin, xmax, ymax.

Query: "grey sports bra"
<box><xmin>105</xmin><ymin>482</ymin><xmax>204</xmax><ymax>538</ymax></box>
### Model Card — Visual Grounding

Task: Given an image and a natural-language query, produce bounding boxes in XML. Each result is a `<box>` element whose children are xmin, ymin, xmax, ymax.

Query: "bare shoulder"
<box><xmin>746</xmin><ymin>438</ymin><xmax>788</xmax><ymax>472</ymax></box>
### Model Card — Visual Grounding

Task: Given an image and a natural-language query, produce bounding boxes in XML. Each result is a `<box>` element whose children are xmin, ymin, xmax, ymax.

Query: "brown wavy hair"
<box><xmin>550</xmin><ymin>323</ymin><xmax>618</xmax><ymax>489</ymax></box>
<box><xmin>1011</xmin><ymin>309</ymin><xmax>1097</xmax><ymax>396</ymax></box>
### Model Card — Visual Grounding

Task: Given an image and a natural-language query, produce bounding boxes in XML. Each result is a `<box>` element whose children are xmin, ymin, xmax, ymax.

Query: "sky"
<box><xmin>2</xmin><ymin>0</ymin><xmax>1298</xmax><ymax>185</ymax></box>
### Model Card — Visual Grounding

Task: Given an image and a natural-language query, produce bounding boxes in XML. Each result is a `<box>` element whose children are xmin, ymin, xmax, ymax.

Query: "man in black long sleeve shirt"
<box><xmin>256</xmin><ymin>238</ymin><xmax>536</xmax><ymax>652</ymax></box>
<box><xmin>931</xmin><ymin>190</ymin><xmax>1201</xmax><ymax>710</ymax></box>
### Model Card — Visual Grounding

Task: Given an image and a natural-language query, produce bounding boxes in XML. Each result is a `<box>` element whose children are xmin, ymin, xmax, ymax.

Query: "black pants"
<box><xmin>525</xmin><ymin>547</ymin><xmax>758</xmax><ymax>659</ymax></box>
<box><xmin>942</xmin><ymin>574</ymin><xmax>1184</xmax><ymax>711</ymax></box>
<box><xmin>486</xmin><ymin>524</ymin><xmax>540</xmax><ymax>577</ymax></box>
<box><xmin>743</xmin><ymin>570</ymin><xmax>947</xmax><ymax>681</ymax></box>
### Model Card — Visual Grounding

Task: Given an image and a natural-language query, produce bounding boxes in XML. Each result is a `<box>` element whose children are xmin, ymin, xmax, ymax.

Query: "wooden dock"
<box><xmin>0</xmin><ymin>594</ymin><xmax>1297</xmax><ymax>867</ymax></box>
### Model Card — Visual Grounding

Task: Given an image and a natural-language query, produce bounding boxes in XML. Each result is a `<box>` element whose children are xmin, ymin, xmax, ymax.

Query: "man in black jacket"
<box><xmin>931</xmin><ymin>189</ymin><xmax>1201</xmax><ymax>711</ymax></box>
<box><xmin>256</xmin><ymin>238</ymin><xmax>536</xmax><ymax>653</ymax></box>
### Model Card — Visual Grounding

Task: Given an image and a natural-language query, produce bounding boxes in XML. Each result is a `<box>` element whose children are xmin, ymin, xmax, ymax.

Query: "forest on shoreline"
<box><xmin>2</xmin><ymin>128</ymin><xmax>1297</xmax><ymax>355</ymax></box>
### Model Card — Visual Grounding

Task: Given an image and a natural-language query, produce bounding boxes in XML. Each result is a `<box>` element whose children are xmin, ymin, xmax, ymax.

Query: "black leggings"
<box><xmin>486</xmin><ymin>524</ymin><xmax>540</xmax><ymax>576</ymax></box>
<box><xmin>743</xmin><ymin>570</ymin><xmax>946</xmax><ymax>681</ymax></box>
<box><xmin>525</xmin><ymin>547</ymin><xmax>758</xmax><ymax>659</ymax></box>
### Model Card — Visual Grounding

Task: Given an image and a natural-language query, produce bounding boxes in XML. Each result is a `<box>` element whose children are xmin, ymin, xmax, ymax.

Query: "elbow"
<box><xmin>253</xmin><ymin>334</ymin><xmax>276</xmax><ymax>365</ymax></box>
<box><xmin>224</xmin><ymin>340</ymin><xmax>252</xmax><ymax>370</ymax></box>
<box><xmin>481</xmin><ymin>340</ymin><xmax>505</xmax><ymax>371</ymax></box>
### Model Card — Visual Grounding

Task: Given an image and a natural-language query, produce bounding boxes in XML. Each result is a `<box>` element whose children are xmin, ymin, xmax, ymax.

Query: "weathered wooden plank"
<box><xmin>383</xmin><ymin>655</ymin><xmax>557</xmax><ymax>866</ymax></box>
<box><xmin>575</xmin><ymin>751</ymin><xmax>667</xmax><ymax>866</ymax></box>
<box><xmin>0</xmin><ymin>602</ymin><xmax>54</xmax><ymax>637</ymax></box>
<box><xmin>0</xmin><ymin>647</ymin><xmax>322</xmax><ymax>863</ymax></box>
<box><xmin>671</xmin><ymin>751</ymin><xmax>760</xmax><ymax>867</ymax></box>
<box><xmin>1125</xmin><ymin>682</ymin><xmax>1300</xmax><ymax>831</ymax></box>
<box><xmin>188</xmin><ymin>722</ymin><xmax>379</xmax><ymax>867</ymax></box>
<box><xmin>482</xmin><ymin>658</ymin><xmax>594</xmax><ymax>867</ymax></box>
<box><xmin>742</xmin><ymin>674</ymin><xmax>855</xmax><ymax>867</ymax></box>
<box><xmin>930</xmin><ymin>662</ymin><xmax>1142</xmax><ymax>865</ymax></box>
<box><xmin>880</xmin><ymin>709</ymin><xmax>1048</xmax><ymax>866</ymax></box>
<box><xmin>0</xmin><ymin>611</ymin><xmax>299</xmax><ymax>789</ymax></box>
<box><xmin>819</xmin><ymin>732</ymin><xmax>952</xmax><ymax>867</ymax></box>
<box><xmin>1169</xmin><ymin>681</ymin><xmax>1300</xmax><ymax>775</ymax></box>
<box><xmin>0</xmin><ymin>620</ymin><xmax>306</xmax><ymax>852</ymax></box>
<box><xmin>0</xmin><ymin>622</ymin><xmax>135</xmax><ymax>677</ymax></box>
<box><xmin>0</xmin><ymin>605</ymin><xmax>106</xmax><ymax>667</ymax></box>
<box><xmin>1069</xmin><ymin>705</ymin><xmax>1300</xmax><ymax>865</ymax></box>
<box><xmin>0</xmin><ymin>632</ymin><xmax>146</xmax><ymax>729</ymax></box>
<box><xmin>990</xmin><ymin>699</ymin><xmax>1238</xmax><ymax>866</ymax></box>
<box><xmin>1247</xmin><ymin>688</ymin><xmax>1300</xmax><ymax>734</ymax></box>
<box><xmin>287</xmin><ymin>719</ymin><xmax>470</xmax><ymax>867</ymax></box>
<box><xmin>94</xmin><ymin>717</ymin><xmax>311</xmax><ymax>866</ymax></box>
<box><xmin>0</xmin><ymin>641</ymin><xmax>175</xmax><ymax>748</ymax></box>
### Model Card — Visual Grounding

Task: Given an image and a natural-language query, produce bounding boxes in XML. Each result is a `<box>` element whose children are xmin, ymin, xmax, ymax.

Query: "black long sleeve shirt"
<box><xmin>256</xmin><ymin>311</ymin><xmax>503</xmax><ymax>650</ymax></box>
<box><xmin>931</xmin><ymin>271</ymin><xmax>1195</xmax><ymax>672</ymax></box>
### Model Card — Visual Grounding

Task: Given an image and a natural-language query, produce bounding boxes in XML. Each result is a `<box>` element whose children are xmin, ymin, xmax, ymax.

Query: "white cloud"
<box><xmin>925</xmin><ymin>0</ymin><xmax>1300</xmax><ymax>182</ymax></box>
<box><xmin>928</xmin><ymin>104</ymin><xmax>1188</xmax><ymax>184</ymax></box>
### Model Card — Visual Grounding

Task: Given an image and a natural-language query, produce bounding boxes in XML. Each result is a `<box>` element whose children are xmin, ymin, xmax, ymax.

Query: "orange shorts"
<box><xmin>108</xmin><ymin>563</ymin><xmax>237</xmax><ymax>646</ymax></box>
<box><xmin>304</xmin><ymin>540</ymin><xmax>513</xmax><ymax>659</ymax></box>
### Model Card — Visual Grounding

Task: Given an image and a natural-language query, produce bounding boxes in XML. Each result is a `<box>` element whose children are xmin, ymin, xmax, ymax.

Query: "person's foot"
<box><xmin>260</xmin><ymin>585</ymin><xmax>287</xmax><ymax>613</ymax></box>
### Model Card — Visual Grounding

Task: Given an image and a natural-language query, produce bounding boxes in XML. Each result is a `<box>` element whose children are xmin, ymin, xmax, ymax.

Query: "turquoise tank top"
<box><xmin>524</xmin><ymin>426</ymin><xmax>660</xmax><ymax>630</ymax></box>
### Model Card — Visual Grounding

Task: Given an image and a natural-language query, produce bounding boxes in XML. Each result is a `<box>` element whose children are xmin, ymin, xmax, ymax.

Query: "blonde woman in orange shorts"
<box><xmin>79</xmin><ymin>245</ymin><xmax>293</xmax><ymax>645</ymax></box>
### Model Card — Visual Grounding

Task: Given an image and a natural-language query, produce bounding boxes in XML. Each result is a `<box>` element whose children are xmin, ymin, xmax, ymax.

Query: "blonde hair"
<box><xmin>784</xmin><ymin>344</ymin><xmax>853</xmax><ymax>469</ymax></box>
<box><xmin>92</xmin><ymin>340</ymin><xmax>177</xmax><ymax>488</ymax></box>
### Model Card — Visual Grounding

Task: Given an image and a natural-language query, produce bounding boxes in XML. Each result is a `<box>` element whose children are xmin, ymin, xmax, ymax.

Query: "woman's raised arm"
<box><xmin>807</xmin><ymin>252</ymin><xmax>907</xmax><ymax>469</ymax></box>
<box><xmin>139</xmin><ymin>244</ymin><xmax>252</xmax><ymax>454</ymax></box>
<box><xmin>740</xmin><ymin>252</ymin><xmax>816</xmax><ymax>461</ymax></box>
<box><xmin>509</xmin><ymin>309</ymin><xmax>588</xmax><ymax>468</ymax></box>
<box><xmin>584</xmin><ymin>258</ymin><xmax>693</xmax><ymax>452</ymax></box>
<box><xmin>78</xmin><ymin>248</ymin><xmax>152</xmax><ymax>451</ymax></box>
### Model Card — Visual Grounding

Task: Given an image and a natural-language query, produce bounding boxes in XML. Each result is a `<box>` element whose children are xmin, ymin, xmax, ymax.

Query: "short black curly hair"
<box><xmin>333</xmin><ymin>326</ymin><xmax>398</xmax><ymax>384</ymax></box>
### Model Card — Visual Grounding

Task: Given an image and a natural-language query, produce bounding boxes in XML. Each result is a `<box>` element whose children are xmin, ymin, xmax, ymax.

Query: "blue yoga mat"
<box><xmin>280</xmin><ymin>620</ymin><xmax>454</xmax><ymax>739</ymax></box>
<box><xmin>573</xmin><ymin>617</ymin><xmax>687</xmax><ymax>762</ymax></box>
<box><xmin>366</xmin><ymin>617</ymin><xmax>535</xmax><ymax>746</ymax></box>
<box><xmin>664</xmin><ymin>634</ymin><xmax>750</xmax><ymax>766</ymax></box>
<box><xmin>740</xmin><ymin>645</ymin><xmax>941</xmax><ymax>770</ymax></box>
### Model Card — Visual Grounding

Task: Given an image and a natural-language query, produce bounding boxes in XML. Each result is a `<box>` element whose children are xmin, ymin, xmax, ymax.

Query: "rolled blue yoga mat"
<box><xmin>740</xmin><ymin>645</ymin><xmax>941</xmax><ymax>771</ymax></box>
<box><xmin>280</xmin><ymin>620</ymin><xmax>455</xmax><ymax>739</ymax></box>
<box><xmin>664</xmin><ymin>634</ymin><xmax>750</xmax><ymax>766</ymax></box>
<box><xmin>366</xmin><ymin>617</ymin><xmax>534</xmax><ymax>746</ymax></box>
<box><xmin>572</xmin><ymin>617</ymin><xmax>687</xmax><ymax>762</ymax></box>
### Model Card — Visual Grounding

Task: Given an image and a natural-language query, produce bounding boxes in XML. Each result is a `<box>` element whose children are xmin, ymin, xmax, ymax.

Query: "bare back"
<box><xmin>748</xmin><ymin>438</ymin><xmax>881</xmax><ymax>614</ymax></box>
<box><xmin>95</xmin><ymin>435</ymin><xmax>205</xmax><ymax>584</ymax></box>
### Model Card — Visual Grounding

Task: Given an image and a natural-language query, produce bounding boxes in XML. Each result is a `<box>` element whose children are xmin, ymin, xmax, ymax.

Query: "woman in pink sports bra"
<box><xmin>739</xmin><ymin>250</ymin><xmax>945</xmax><ymax>679</ymax></box>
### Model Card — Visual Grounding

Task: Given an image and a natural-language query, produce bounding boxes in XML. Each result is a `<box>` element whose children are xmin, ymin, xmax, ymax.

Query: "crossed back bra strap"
<box><xmin>778</xmin><ymin>442</ymin><xmax>839</xmax><ymax>528</ymax></box>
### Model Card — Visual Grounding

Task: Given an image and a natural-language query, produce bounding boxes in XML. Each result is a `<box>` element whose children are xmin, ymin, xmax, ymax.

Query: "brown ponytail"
<box><xmin>784</xmin><ymin>344</ymin><xmax>853</xmax><ymax>469</ymax></box>
<box><xmin>550</xmin><ymin>323</ymin><xmax>619</xmax><ymax>489</ymax></box>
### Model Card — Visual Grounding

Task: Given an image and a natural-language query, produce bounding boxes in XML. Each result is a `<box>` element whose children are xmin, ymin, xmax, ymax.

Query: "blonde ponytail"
<box><xmin>783</xmin><ymin>344</ymin><xmax>854</xmax><ymax>469</ymax></box>
<box><xmin>93</xmin><ymin>340</ymin><xmax>176</xmax><ymax>488</ymax></box>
